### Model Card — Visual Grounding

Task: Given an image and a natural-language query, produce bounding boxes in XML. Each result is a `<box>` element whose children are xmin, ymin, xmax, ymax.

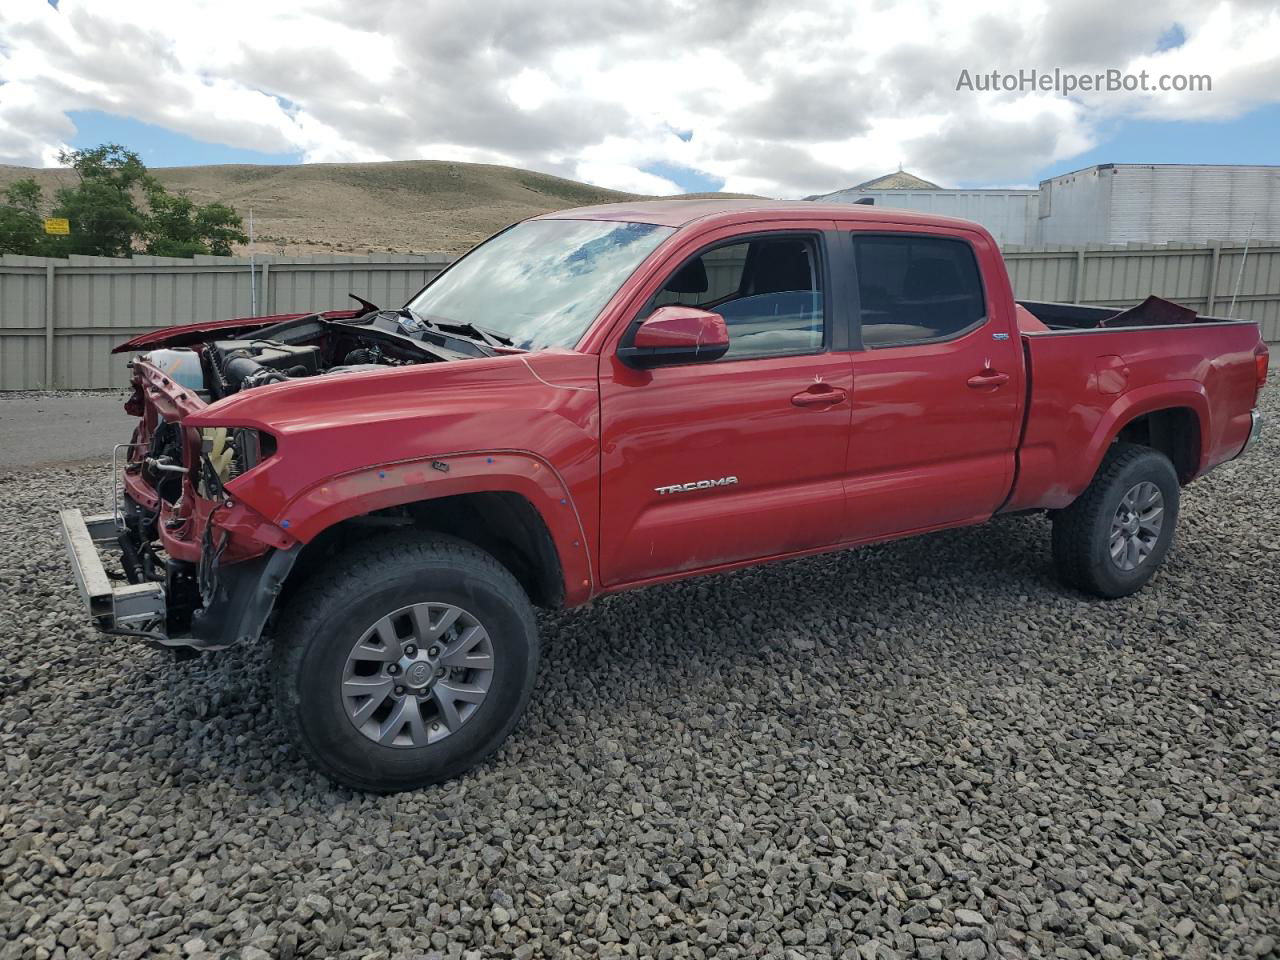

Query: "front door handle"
<box><xmin>967</xmin><ymin>371</ymin><xmax>1010</xmax><ymax>389</ymax></box>
<box><xmin>791</xmin><ymin>385</ymin><xmax>848</xmax><ymax>408</ymax></box>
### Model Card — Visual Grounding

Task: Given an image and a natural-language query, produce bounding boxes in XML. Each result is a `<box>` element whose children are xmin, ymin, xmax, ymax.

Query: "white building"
<box><xmin>809</xmin><ymin>164</ymin><xmax>1280</xmax><ymax>247</ymax></box>
<box><xmin>1036</xmin><ymin>164</ymin><xmax>1280</xmax><ymax>245</ymax></box>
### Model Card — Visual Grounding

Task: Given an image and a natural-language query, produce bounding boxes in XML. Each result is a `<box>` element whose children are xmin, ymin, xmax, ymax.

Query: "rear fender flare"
<box><xmin>1073</xmin><ymin>380</ymin><xmax>1209</xmax><ymax>497</ymax></box>
<box><xmin>278</xmin><ymin>450</ymin><xmax>594</xmax><ymax>605</ymax></box>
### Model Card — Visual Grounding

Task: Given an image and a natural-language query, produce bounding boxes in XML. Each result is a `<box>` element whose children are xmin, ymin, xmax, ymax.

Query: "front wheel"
<box><xmin>1051</xmin><ymin>442</ymin><xmax>1180</xmax><ymax>598</ymax></box>
<box><xmin>272</xmin><ymin>533</ymin><xmax>539</xmax><ymax>792</ymax></box>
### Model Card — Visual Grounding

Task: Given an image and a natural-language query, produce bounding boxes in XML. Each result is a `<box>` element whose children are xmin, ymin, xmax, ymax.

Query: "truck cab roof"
<box><xmin>535</xmin><ymin>198</ymin><xmax>986</xmax><ymax>234</ymax></box>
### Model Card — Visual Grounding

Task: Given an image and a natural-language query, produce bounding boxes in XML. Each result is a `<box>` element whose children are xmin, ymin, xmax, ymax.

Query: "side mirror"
<box><xmin>618</xmin><ymin>305</ymin><xmax>730</xmax><ymax>368</ymax></box>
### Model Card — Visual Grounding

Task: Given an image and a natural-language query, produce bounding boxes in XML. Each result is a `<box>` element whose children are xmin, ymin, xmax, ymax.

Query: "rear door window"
<box><xmin>852</xmin><ymin>235</ymin><xmax>986</xmax><ymax>346</ymax></box>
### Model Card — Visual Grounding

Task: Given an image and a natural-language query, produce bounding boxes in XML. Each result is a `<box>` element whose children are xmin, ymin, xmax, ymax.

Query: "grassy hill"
<box><xmin>0</xmin><ymin>159</ymin><xmax>759</xmax><ymax>256</ymax></box>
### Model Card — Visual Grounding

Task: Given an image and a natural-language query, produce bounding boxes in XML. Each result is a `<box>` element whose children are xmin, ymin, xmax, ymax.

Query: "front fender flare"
<box><xmin>272</xmin><ymin>450</ymin><xmax>594</xmax><ymax>605</ymax></box>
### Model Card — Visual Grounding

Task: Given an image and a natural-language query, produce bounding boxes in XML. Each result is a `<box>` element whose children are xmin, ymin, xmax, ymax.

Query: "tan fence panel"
<box><xmin>1215</xmin><ymin>245</ymin><xmax>1280</xmax><ymax>342</ymax></box>
<box><xmin>2</xmin><ymin>244</ymin><xmax>1278</xmax><ymax>390</ymax></box>
<box><xmin>1002</xmin><ymin>249</ymin><xmax>1079</xmax><ymax>303</ymax></box>
<box><xmin>1003</xmin><ymin>242</ymin><xmax>1280</xmax><ymax>341</ymax></box>
<box><xmin>0</xmin><ymin>254</ymin><xmax>451</xmax><ymax>389</ymax></box>
<box><xmin>0</xmin><ymin>258</ymin><xmax>50</xmax><ymax>390</ymax></box>
<box><xmin>265</xmin><ymin>256</ymin><xmax>451</xmax><ymax>315</ymax></box>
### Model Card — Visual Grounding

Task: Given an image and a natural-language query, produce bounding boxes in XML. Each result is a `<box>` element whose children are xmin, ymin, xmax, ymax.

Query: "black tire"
<box><xmin>1051</xmin><ymin>442</ymin><xmax>1180</xmax><ymax>598</ymax></box>
<box><xmin>272</xmin><ymin>532</ymin><xmax>538</xmax><ymax>792</ymax></box>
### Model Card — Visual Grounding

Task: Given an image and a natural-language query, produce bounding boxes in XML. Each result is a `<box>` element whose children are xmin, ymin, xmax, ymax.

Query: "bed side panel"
<box><xmin>1006</xmin><ymin>323</ymin><xmax>1261</xmax><ymax>510</ymax></box>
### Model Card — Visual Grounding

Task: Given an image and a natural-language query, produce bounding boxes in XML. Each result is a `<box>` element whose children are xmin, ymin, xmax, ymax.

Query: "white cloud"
<box><xmin>507</xmin><ymin>68</ymin><xmax>557</xmax><ymax>111</ymax></box>
<box><xmin>0</xmin><ymin>0</ymin><xmax>1276</xmax><ymax>196</ymax></box>
<box><xmin>575</xmin><ymin>160</ymin><xmax>682</xmax><ymax>196</ymax></box>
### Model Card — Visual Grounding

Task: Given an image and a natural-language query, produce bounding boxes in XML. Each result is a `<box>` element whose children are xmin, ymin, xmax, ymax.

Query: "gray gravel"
<box><xmin>2</xmin><ymin>386</ymin><xmax>1278</xmax><ymax>960</ymax></box>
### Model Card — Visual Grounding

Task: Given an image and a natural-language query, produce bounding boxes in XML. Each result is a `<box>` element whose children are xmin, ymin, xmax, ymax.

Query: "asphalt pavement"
<box><xmin>0</xmin><ymin>391</ymin><xmax>135</xmax><ymax>471</ymax></box>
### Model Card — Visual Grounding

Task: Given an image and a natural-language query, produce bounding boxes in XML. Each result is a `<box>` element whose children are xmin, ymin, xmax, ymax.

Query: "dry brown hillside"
<box><xmin>0</xmin><ymin>159</ymin><xmax>760</xmax><ymax>256</ymax></box>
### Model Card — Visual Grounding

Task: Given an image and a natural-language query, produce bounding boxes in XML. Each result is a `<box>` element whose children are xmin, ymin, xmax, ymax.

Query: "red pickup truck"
<box><xmin>59</xmin><ymin>200</ymin><xmax>1267</xmax><ymax>791</ymax></box>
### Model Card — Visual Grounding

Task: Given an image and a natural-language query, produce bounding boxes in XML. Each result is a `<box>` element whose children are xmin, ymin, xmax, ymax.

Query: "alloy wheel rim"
<box><xmin>341</xmin><ymin>602</ymin><xmax>495</xmax><ymax>748</ymax></box>
<box><xmin>1109</xmin><ymin>481</ymin><xmax>1164</xmax><ymax>572</ymax></box>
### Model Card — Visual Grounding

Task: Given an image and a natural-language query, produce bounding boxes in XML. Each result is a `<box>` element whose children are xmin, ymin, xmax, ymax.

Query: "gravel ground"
<box><xmin>1</xmin><ymin>389</ymin><xmax>1277</xmax><ymax>960</ymax></box>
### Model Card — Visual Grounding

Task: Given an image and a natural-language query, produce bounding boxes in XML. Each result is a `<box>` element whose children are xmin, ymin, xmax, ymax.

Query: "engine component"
<box><xmin>143</xmin><ymin>348</ymin><xmax>206</xmax><ymax>392</ymax></box>
<box><xmin>203</xmin><ymin>427</ymin><xmax>235</xmax><ymax>485</ymax></box>
<box><xmin>209</xmin><ymin>339</ymin><xmax>322</xmax><ymax>394</ymax></box>
<box><xmin>143</xmin><ymin>418</ymin><xmax>185</xmax><ymax>504</ymax></box>
<box><xmin>343</xmin><ymin>346</ymin><xmax>382</xmax><ymax>365</ymax></box>
<box><xmin>326</xmin><ymin>364</ymin><xmax>390</xmax><ymax>376</ymax></box>
<box><xmin>201</xmin><ymin>427</ymin><xmax>269</xmax><ymax>489</ymax></box>
<box><xmin>365</xmin><ymin>309</ymin><xmax>427</xmax><ymax>338</ymax></box>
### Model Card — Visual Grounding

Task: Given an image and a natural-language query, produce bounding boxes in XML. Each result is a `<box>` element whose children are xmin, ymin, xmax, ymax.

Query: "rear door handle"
<box><xmin>791</xmin><ymin>386</ymin><xmax>848</xmax><ymax>408</ymax></box>
<box><xmin>967</xmin><ymin>371</ymin><xmax>1010</xmax><ymax>388</ymax></box>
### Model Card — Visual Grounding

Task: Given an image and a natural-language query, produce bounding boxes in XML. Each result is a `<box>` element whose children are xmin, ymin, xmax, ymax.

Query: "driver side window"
<box><xmin>653</xmin><ymin>235</ymin><xmax>825</xmax><ymax>360</ymax></box>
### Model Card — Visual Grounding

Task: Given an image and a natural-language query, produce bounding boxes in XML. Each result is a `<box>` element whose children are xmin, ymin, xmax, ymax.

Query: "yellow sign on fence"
<box><xmin>43</xmin><ymin>218</ymin><xmax>70</xmax><ymax>235</ymax></box>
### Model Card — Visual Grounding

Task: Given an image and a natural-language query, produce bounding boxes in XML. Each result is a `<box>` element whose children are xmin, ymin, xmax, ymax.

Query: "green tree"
<box><xmin>48</xmin><ymin>145</ymin><xmax>154</xmax><ymax>257</ymax></box>
<box><xmin>0</xmin><ymin>178</ymin><xmax>49</xmax><ymax>255</ymax></box>
<box><xmin>143</xmin><ymin>188</ymin><xmax>247</xmax><ymax>257</ymax></box>
<box><xmin>0</xmin><ymin>143</ymin><xmax>248</xmax><ymax>258</ymax></box>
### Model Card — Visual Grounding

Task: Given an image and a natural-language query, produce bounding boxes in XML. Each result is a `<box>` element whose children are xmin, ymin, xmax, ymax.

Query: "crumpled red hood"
<box><xmin>112</xmin><ymin>309</ymin><xmax>361</xmax><ymax>354</ymax></box>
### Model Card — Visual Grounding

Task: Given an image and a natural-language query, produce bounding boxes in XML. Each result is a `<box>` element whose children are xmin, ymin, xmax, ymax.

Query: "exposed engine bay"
<box><xmin>141</xmin><ymin>308</ymin><xmax>509</xmax><ymax>400</ymax></box>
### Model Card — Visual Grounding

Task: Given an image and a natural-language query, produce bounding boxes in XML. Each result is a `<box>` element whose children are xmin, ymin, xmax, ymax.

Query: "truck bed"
<box><xmin>1005</xmin><ymin>311</ymin><xmax>1263</xmax><ymax>513</ymax></box>
<box><xmin>1018</xmin><ymin>296</ymin><xmax>1245</xmax><ymax>332</ymax></box>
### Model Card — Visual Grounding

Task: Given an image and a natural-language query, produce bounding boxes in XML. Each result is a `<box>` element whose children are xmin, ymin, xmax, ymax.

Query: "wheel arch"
<box><xmin>1073</xmin><ymin>382</ymin><xmax>1210</xmax><ymax>499</ymax></box>
<box><xmin>255</xmin><ymin>450</ymin><xmax>595</xmax><ymax>627</ymax></box>
<box><xmin>1113</xmin><ymin>406</ymin><xmax>1202</xmax><ymax>484</ymax></box>
<box><xmin>282</xmin><ymin>490</ymin><xmax>568</xmax><ymax>614</ymax></box>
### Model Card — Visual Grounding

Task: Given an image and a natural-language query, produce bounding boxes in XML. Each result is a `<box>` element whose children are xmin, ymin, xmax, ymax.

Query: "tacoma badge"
<box><xmin>655</xmin><ymin>476</ymin><xmax>739</xmax><ymax>496</ymax></box>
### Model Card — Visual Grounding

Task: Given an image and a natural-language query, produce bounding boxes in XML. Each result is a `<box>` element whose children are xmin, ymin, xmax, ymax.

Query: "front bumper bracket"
<box><xmin>58</xmin><ymin>509</ymin><xmax>166</xmax><ymax>629</ymax></box>
<box><xmin>59</xmin><ymin>506</ymin><xmax>300</xmax><ymax>650</ymax></box>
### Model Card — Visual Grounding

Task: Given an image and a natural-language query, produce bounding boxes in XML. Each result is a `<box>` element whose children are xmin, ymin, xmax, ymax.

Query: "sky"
<box><xmin>1</xmin><ymin>0</ymin><xmax>1278</xmax><ymax>198</ymax></box>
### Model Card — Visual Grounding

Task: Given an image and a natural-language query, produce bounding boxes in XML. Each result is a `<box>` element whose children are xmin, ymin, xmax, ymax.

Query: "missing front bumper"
<box><xmin>58</xmin><ymin>506</ymin><xmax>301</xmax><ymax>650</ymax></box>
<box><xmin>58</xmin><ymin>508</ymin><xmax>166</xmax><ymax>630</ymax></box>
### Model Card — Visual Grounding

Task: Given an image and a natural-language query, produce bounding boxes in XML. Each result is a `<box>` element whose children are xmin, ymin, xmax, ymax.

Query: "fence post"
<box><xmin>44</xmin><ymin>261</ymin><xmax>55</xmax><ymax>389</ymax></box>
<box><xmin>1205</xmin><ymin>242</ymin><xmax>1221</xmax><ymax>314</ymax></box>
<box><xmin>1071</xmin><ymin>248</ymin><xmax>1086</xmax><ymax>303</ymax></box>
<box><xmin>260</xmin><ymin>262</ymin><xmax>271</xmax><ymax>315</ymax></box>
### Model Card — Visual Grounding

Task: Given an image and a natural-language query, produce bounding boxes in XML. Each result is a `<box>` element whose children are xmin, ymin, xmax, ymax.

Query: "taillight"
<box><xmin>1257</xmin><ymin>347</ymin><xmax>1270</xmax><ymax>397</ymax></box>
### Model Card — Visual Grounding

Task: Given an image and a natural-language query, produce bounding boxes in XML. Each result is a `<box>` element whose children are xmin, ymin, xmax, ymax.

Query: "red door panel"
<box><xmin>845</xmin><ymin>330</ymin><xmax>1021</xmax><ymax>539</ymax></box>
<box><xmin>599</xmin><ymin>351</ymin><xmax>853</xmax><ymax>585</ymax></box>
<box><xmin>841</xmin><ymin>224</ymin><xmax>1023</xmax><ymax>540</ymax></box>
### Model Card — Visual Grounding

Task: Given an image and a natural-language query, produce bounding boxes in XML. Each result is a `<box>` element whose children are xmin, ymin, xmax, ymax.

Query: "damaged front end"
<box><xmin>61</xmin><ymin>303</ymin><xmax>503</xmax><ymax>651</ymax></box>
<box><xmin>60</xmin><ymin>358</ymin><xmax>301</xmax><ymax>652</ymax></box>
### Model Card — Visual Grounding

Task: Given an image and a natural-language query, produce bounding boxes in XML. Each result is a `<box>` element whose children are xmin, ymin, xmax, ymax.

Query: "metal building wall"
<box><xmin>1036</xmin><ymin>165</ymin><xmax>1280</xmax><ymax>245</ymax></box>
<box><xmin>813</xmin><ymin>188</ymin><xmax>1040</xmax><ymax>246</ymax></box>
<box><xmin>1033</xmin><ymin>168</ymin><xmax>1113</xmax><ymax>245</ymax></box>
<box><xmin>1106</xmin><ymin>165</ymin><xmax>1280</xmax><ymax>244</ymax></box>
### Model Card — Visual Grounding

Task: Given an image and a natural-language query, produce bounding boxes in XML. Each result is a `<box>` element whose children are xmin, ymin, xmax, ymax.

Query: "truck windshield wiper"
<box><xmin>405</xmin><ymin>310</ymin><xmax>518</xmax><ymax>349</ymax></box>
<box><xmin>447</xmin><ymin>321</ymin><xmax>517</xmax><ymax>348</ymax></box>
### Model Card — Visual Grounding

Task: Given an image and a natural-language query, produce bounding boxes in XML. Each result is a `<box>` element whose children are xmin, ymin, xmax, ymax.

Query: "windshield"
<box><xmin>406</xmin><ymin>219</ymin><xmax>673</xmax><ymax>350</ymax></box>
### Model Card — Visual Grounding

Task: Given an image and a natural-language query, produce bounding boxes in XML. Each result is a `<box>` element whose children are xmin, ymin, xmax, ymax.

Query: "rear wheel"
<box><xmin>1051</xmin><ymin>443</ymin><xmax>1180</xmax><ymax>598</ymax></box>
<box><xmin>272</xmin><ymin>533</ymin><xmax>538</xmax><ymax>792</ymax></box>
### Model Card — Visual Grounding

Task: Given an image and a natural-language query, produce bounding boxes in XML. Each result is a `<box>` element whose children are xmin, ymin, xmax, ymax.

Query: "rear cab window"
<box><xmin>652</xmin><ymin>234</ymin><xmax>825</xmax><ymax>360</ymax></box>
<box><xmin>852</xmin><ymin>234</ymin><xmax>987</xmax><ymax>347</ymax></box>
